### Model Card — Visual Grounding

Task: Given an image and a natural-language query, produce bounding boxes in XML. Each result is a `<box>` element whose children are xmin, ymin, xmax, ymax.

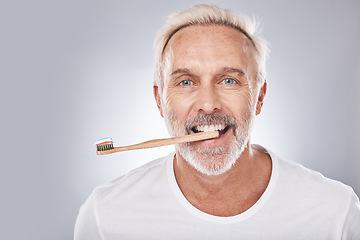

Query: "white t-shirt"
<box><xmin>74</xmin><ymin>146</ymin><xmax>360</xmax><ymax>239</ymax></box>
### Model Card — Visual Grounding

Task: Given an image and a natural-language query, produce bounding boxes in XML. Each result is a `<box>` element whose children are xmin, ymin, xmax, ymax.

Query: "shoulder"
<box><xmin>277</xmin><ymin>154</ymin><xmax>360</xmax><ymax>237</ymax></box>
<box><xmin>268</xmin><ymin>149</ymin><xmax>356</xmax><ymax>214</ymax></box>
<box><xmin>74</xmin><ymin>153</ymin><xmax>174</xmax><ymax>239</ymax></box>
<box><xmin>277</xmin><ymin>154</ymin><xmax>352</xmax><ymax>195</ymax></box>
<box><xmin>91</xmin><ymin>152</ymin><xmax>173</xmax><ymax>202</ymax></box>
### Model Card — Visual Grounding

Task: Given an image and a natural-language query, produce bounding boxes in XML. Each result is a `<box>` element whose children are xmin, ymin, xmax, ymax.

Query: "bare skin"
<box><xmin>174</xmin><ymin>144</ymin><xmax>271</xmax><ymax>216</ymax></box>
<box><xmin>154</xmin><ymin>24</ymin><xmax>272</xmax><ymax>217</ymax></box>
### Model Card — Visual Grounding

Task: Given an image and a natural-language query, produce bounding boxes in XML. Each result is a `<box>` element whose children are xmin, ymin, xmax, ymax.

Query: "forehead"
<box><xmin>163</xmin><ymin>24</ymin><xmax>257</xmax><ymax>71</ymax></box>
<box><xmin>166</xmin><ymin>24</ymin><xmax>252</xmax><ymax>45</ymax></box>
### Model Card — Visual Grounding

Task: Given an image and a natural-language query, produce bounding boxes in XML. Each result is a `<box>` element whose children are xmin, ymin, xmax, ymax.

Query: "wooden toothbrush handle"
<box><xmin>96</xmin><ymin>131</ymin><xmax>219</xmax><ymax>155</ymax></box>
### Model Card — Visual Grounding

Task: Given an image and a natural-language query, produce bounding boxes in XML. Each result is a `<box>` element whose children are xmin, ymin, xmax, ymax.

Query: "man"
<box><xmin>75</xmin><ymin>5</ymin><xmax>360</xmax><ymax>239</ymax></box>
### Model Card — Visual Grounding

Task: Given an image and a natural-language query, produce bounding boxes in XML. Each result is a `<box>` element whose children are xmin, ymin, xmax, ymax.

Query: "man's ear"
<box><xmin>256</xmin><ymin>80</ymin><xmax>267</xmax><ymax>115</ymax></box>
<box><xmin>153</xmin><ymin>85</ymin><xmax>163</xmax><ymax>117</ymax></box>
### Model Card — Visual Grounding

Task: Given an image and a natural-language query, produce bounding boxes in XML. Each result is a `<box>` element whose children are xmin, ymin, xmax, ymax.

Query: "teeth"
<box><xmin>195</xmin><ymin>124</ymin><xmax>225</xmax><ymax>132</ymax></box>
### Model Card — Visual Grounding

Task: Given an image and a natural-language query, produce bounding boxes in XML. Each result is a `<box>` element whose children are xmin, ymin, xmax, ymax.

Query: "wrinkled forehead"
<box><xmin>162</xmin><ymin>23</ymin><xmax>257</xmax><ymax>57</ymax></box>
<box><xmin>162</xmin><ymin>24</ymin><xmax>258</xmax><ymax>77</ymax></box>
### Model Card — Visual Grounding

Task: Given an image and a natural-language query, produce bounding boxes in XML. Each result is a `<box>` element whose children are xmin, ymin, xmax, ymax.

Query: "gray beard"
<box><xmin>164</xmin><ymin>111</ymin><xmax>254</xmax><ymax>176</ymax></box>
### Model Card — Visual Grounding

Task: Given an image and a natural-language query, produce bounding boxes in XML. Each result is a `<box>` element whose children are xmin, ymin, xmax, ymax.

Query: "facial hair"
<box><xmin>163</xmin><ymin>110</ymin><xmax>254</xmax><ymax>176</ymax></box>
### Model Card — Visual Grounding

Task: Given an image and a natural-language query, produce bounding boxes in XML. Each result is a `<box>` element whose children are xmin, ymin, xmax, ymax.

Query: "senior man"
<box><xmin>75</xmin><ymin>4</ymin><xmax>360</xmax><ymax>239</ymax></box>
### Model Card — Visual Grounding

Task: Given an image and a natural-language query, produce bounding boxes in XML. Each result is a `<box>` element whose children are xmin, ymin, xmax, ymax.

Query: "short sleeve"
<box><xmin>341</xmin><ymin>189</ymin><xmax>360</xmax><ymax>240</ymax></box>
<box><xmin>74</xmin><ymin>191</ymin><xmax>103</xmax><ymax>240</ymax></box>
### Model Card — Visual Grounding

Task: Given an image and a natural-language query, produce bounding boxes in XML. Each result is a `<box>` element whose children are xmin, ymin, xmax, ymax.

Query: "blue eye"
<box><xmin>223</xmin><ymin>78</ymin><xmax>235</xmax><ymax>85</ymax></box>
<box><xmin>180</xmin><ymin>80</ymin><xmax>192</xmax><ymax>86</ymax></box>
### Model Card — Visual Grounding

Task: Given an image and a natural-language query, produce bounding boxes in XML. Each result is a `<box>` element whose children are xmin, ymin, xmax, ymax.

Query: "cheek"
<box><xmin>218</xmin><ymin>89</ymin><xmax>254</xmax><ymax>112</ymax></box>
<box><xmin>162</xmin><ymin>88</ymin><xmax>194</xmax><ymax>118</ymax></box>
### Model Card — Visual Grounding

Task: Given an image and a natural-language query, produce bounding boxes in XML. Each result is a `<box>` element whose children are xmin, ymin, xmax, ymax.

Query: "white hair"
<box><xmin>153</xmin><ymin>4</ymin><xmax>269</xmax><ymax>92</ymax></box>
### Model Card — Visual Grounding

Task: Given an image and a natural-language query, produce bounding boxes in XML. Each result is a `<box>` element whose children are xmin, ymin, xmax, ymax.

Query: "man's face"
<box><xmin>155</xmin><ymin>24</ymin><xmax>265</xmax><ymax>175</ymax></box>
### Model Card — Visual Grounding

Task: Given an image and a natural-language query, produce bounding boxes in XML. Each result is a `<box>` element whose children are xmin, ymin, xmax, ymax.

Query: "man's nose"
<box><xmin>195</xmin><ymin>85</ymin><xmax>221</xmax><ymax>113</ymax></box>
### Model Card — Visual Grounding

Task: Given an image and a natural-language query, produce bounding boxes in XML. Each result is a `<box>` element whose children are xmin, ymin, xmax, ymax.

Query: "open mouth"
<box><xmin>191</xmin><ymin>124</ymin><xmax>230</xmax><ymax>137</ymax></box>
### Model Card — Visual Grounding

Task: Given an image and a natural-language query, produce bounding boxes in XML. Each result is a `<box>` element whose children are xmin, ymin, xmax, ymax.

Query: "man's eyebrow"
<box><xmin>170</xmin><ymin>68</ymin><xmax>192</xmax><ymax>76</ymax></box>
<box><xmin>222</xmin><ymin>67</ymin><xmax>245</xmax><ymax>75</ymax></box>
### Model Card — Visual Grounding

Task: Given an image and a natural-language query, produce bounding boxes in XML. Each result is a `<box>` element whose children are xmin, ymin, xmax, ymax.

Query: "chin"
<box><xmin>176</xmin><ymin>137</ymin><xmax>247</xmax><ymax>176</ymax></box>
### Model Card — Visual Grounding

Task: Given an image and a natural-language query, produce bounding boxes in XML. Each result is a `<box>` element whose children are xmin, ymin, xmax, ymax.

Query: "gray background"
<box><xmin>1</xmin><ymin>0</ymin><xmax>359</xmax><ymax>239</ymax></box>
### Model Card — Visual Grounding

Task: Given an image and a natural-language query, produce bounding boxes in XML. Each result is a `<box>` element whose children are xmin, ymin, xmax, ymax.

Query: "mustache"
<box><xmin>184</xmin><ymin>112</ymin><xmax>238</xmax><ymax>134</ymax></box>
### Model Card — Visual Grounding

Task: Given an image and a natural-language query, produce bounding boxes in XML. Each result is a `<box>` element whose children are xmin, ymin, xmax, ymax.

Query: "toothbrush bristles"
<box><xmin>97</xmin><ymin>143</ymin><xmax>114</xmax><ymax>151</ymax></box>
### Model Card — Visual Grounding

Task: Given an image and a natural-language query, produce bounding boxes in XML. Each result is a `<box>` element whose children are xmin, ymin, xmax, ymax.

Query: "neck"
<box><xmin>173</xmin><ymin>144</ymin><xmax>272</xmax><ymax>216</ymax></box>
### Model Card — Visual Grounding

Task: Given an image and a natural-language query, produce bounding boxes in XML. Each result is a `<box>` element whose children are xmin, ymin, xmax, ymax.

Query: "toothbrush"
<box><xmin>95</xmin><ymin>131</ymin><xmax>219</xmax><ymax>155</ymax></box>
